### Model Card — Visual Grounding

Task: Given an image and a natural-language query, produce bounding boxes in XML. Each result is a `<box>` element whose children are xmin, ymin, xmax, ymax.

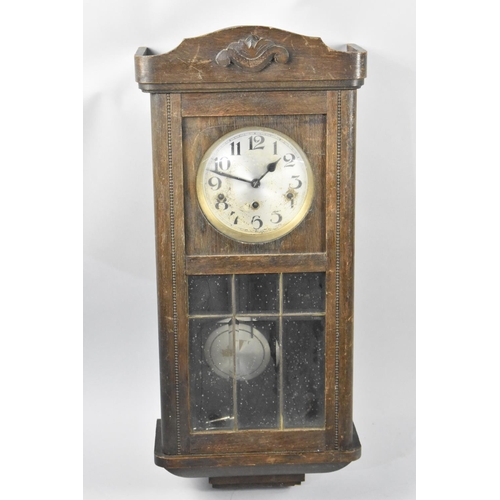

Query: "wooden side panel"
<box><xmin>150</xmin><ymin>93</ymin><xmax>176</xmax><ymax>454</ymax></box>
<box><xmin>324</xmin><ymin>91</ymin><xmax>339</xmax><ymax>449</ymax></box>
<box><xmin>324</xmin><ymin>90</ymin><xmax>356</xmax><ymax>450</ymax></box>
<box><xmin>169</xmin><ymin>94</ymin><xmax>191</xmax><ymax>455</ymax></box>
<box><xmin>151</xmin><ymin>93</ymin><xmax>190</xmax><ymax>455</ymax></box>
<box><xmin>337</xmin><ymin>90</ymin><xmax>357</xmax><ymax>450</ymax></box>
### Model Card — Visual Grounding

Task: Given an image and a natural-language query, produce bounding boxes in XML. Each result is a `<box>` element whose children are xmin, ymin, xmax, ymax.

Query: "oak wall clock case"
<box><xmin>134</xmin><ymin>26</ymin><xmax>367</xmax><ymax>488</ymax></box>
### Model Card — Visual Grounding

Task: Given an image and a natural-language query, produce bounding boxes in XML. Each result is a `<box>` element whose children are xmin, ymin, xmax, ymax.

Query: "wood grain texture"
<box><xmin>209</xmin><ymin>474</ymin><xmax>304</xmax><ymax>488</ymax></box>
<box><xmin>150</xmin><ymin>93</ymin><xmax>178</xmax><ymax>454</ymax></box>
<box><xmin>158</xmin><ymin>450</ymin><xmax>360</xmax><ymax>469</ymax></box>
<box><xmin>323</xmin><ymin>90</ymin><xmax>357</xmax><ymax>451</ymax></box>
<box><xmin>324</xmin><ymin>90</ymin><xmax>339</xmax><ymax>449</ymax></box>
<box><xmin>189</xmin><ymin>429</ymin><xmax>326</xmax><ymax>455</ymax></box>
<box><xmin>154</xmin><ymin>420</ymin><xmax>361</xmax><ymax>471</ymax></box>
<box><xmin>337</xmin><ymin>90</ymin><xmax>357</xmax><ymax>450</ymax></box>
<box><xmin>135</xmin><ymin>27</ymin><xmax>366</xmax><ymax>93</ymax></box>
<box><xmin>185</xmin><ymin>253</ymin><xmax>327</xmax><ymax>275</ymax></box>
<box><xmin>181</xmin><ymin>91</ymin><xmax>327</xmax><ymax>117</ymax></box>
<box><xmin>168</xmin><ymin>94</ymin><xmax>191</xmax><ymax>455</ymax></box>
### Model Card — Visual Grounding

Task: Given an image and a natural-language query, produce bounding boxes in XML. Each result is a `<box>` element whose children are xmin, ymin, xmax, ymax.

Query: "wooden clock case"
<box><xmin>135</xmin><ymin>26</ymin><xmax>366</xmax><ymax>488</ymax></box>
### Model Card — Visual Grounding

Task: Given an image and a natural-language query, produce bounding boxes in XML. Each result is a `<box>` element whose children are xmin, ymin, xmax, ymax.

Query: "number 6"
<box><xmin>251</xmin><ymin>215</ymin><xmax>263</xmax><ymax>229</ymax></box>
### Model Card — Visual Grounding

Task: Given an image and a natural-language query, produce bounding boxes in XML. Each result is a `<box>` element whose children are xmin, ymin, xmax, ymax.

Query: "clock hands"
<box><xmin>210</xmin><ymin>157</ymin><xmax>281</xmax><ymax>189</ymax></box>
<box><xmin>251</xmin><ymin>158</ymin><xmax>281</xmax><ymax>188</ymax></box>
<box><xmin>259</xmin><ymin>158</ymin><xmax>281</xmax><ymax>181</ymax></box>
<box><xmin>209</xmin><ymin>169</ymin><xmax>253</xmax><ymax>184</ymax></box>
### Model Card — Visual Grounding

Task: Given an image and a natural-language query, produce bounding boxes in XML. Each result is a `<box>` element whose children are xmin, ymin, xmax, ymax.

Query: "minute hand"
<box><xmin>209</xmin><ymin>169</ymin><xmax>252</xmax><ymax>184</ymax></box>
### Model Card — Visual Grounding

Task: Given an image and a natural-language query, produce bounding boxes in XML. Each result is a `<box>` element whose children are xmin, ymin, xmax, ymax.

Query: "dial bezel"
<box><xmin>196</xmin><ymin>126</ymin><xmax>314</xmax><ymax>243</ymax></box>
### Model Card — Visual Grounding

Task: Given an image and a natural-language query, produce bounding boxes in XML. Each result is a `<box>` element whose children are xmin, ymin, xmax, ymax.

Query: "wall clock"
<box><xmin>135</xmin><ymin>26</ymin><xmax>367</xmax><ymax>488</ymax></box>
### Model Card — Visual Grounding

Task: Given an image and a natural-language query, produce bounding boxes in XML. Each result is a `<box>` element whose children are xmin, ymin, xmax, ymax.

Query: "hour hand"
<box><xmin>258</xmin><ymin>158</ymin><xmax>281</xmax><ymax>182</ymax></box>
<box><xmin>209</xmin><ymin>169</ymin><xmax>252</xmax><ymax>184</ymax></box>
<box><xmin>250</xmin><ymin>158</ymin><xmax>281</xmax><ymax>187</ymax></box>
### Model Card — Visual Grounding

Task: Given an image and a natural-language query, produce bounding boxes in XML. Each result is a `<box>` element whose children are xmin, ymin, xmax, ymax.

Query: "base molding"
<box><xmin>209</xmin><ymin>474</ymin><xmax>305</xmax><ymax>488</ymax></box>
<box><xmin>154</xmin><ymin>419</ymin><xmax>361</xmax><ymax>481</ymax></box>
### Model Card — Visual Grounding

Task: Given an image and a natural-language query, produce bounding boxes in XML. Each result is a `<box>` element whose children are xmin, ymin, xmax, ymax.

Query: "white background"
<box><xmin>4</xmin><ymin>2</ymin><xmax>500</xmax><ymax>500</ymax></box>
<box><xmin>83</xmin><ymin>1</ymin><xmax>415</xmax><ymax>499</ymax></box>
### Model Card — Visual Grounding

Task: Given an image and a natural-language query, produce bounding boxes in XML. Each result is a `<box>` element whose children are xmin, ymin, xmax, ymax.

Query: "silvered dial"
<box><xmin>196</xmin><ymin>127</ymin><xmax>314</xmax><ymax>243</ymax></box>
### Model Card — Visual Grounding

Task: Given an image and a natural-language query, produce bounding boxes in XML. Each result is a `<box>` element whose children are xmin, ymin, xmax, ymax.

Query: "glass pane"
<box><xmin>188</xmin><ymin>275</ymin><xmax>231</xmax><ymax>315</ymax></box>
<box><xmin>189</xmin><ymin>318</ymin><xmax>234</xmax><ymax>431</ymax></box>
<box><xmin>283</xmin><ymin>273</ymin><xmax>325</xmax><ymax>313</ymax></box>
<box><xmin>235</xmin><ymin>274</ymin><xmax>279</xmax><ymax>314</ymax></box>
<box><xmin>236</xmin><ymin>319</ymin><xmax>280</xmax><ymax>430</ymax></box>
<box><xmin>189</xmin><ymin>272</ymin><xmax>327</xmax><ymax>433</ymax></box>
<box><xmin>282</xmin><ymin>317</ymin><xmax>325</xmax><ymax>428</ymax></box>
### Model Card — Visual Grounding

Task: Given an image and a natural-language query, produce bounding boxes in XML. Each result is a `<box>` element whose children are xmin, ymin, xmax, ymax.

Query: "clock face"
<box><xmin>196</xmin><ymin>127</ymin><xmax>314</xmax><ymax>243</ymax></box>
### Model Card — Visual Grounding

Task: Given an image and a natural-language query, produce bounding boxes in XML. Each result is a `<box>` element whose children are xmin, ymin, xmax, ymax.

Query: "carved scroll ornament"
<box><xmin>215</xmin><ymin>34</ymin><xmax>290</xmax><ymax>72</ymax></box>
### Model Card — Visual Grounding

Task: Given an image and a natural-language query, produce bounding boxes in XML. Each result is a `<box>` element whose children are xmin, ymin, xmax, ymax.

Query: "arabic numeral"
<box><xmin>229</xmin><ymin>211</ymin><xmax>239</xmax><ymax>225</ymax></box>
<box><xmin>215</xmin><ymin>196</ymin><xmax>229</xmax><ymax>210</ymax></box>
<box><xmin>214</xmin><ymin>157</ymin><xmax>230</xmax><ymax>171</ymax></box>
<box><xmin>249</xmin><ymin>135</ymin><xmax>265</xmax><ymax>150</ymax></box>
<box><xmin>230</xmin><ymin>141</ymin><xmax>241</xmax><ymax>155</ymax></box>
<box><xmin>208</xmin><ymin>176</ymin><xmax>221</xmax><ymax>190</ymax></box>
<box><xmin>290</xmin><ymin>175</ymin><xmax>302</xmax><ymax>189</ymax></box>
<box><xmin>283</xmin><ymin>153</ymin><xmax>296</xmax><ymax>167</ymax></box>
<box><xmin>270</xmin><ymin>211</ymin><xmax>282</xmax><ymax>224</ymax></box>
<box><xmin>251</xmin><ymin>215</ymin><xmax>263</xmax><ymax>229</ymax></box>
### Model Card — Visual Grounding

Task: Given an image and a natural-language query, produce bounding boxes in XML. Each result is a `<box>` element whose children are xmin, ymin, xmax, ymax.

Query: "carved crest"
<box><xmin>215</xmin><ymin>34</ymin><xmax>290</xmax><ymax>72</ymax></box>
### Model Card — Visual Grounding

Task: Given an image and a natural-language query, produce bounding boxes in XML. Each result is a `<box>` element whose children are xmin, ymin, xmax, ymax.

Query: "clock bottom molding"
<box><xmin>154</xmin><ymin>420</ymin><xmax>361</xmax><ymax>487</ymax></box>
